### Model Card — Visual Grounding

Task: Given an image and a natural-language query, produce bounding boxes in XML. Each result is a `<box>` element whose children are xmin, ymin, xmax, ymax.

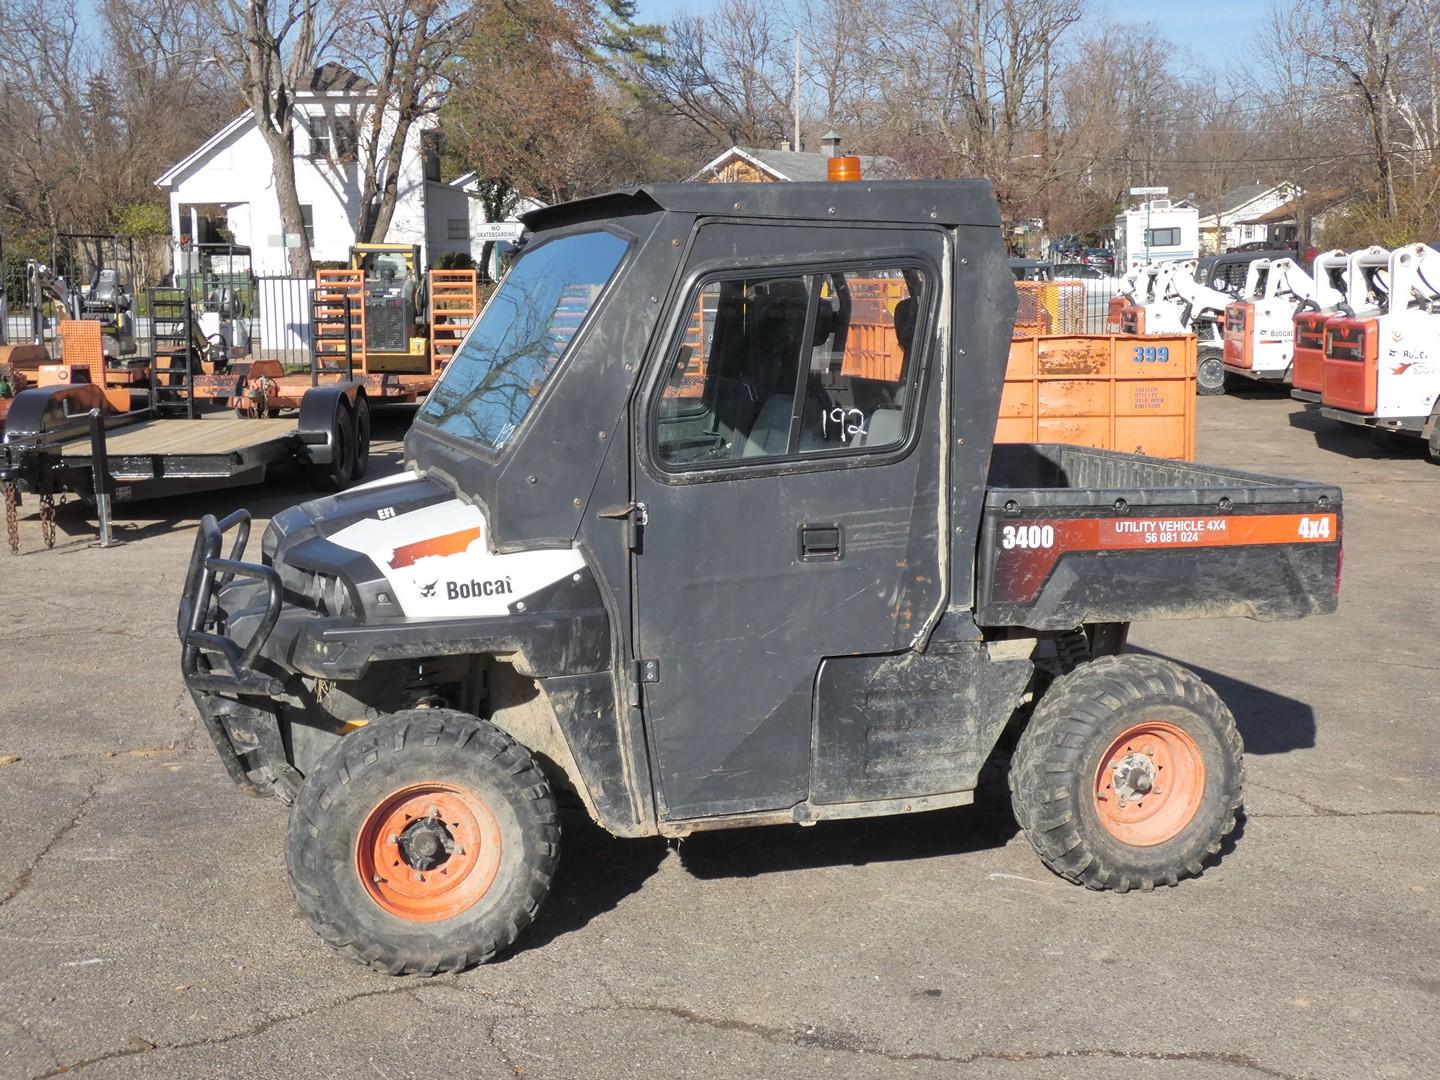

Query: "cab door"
<box><xmin>630</xmin><ymin>222</ymin><xmax>949</xmax><ymax>821</ymax></box>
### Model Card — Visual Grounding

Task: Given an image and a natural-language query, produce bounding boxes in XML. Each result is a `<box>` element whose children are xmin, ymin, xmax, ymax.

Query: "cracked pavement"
<box><xmin>1</xmin><ymin>397</ymin><xmax>1437</xmax><ymax>1080</ymax></box>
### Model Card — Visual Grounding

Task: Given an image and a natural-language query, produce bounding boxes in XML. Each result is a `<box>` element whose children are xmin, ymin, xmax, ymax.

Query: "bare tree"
<box><xmin>638</xmin><ymin>0</ymin><xmax>792</xmax><ymax>149</ymax></box>
<box><xmin>1293</xmin><ymin>0</ymin><xmax>1411</xmax><ymax>218</ymax></box>
<box><xmin>335</xmin><ymin>0</ymin><xmax>470</xmax><ymax>243</ymax></box>
<box><xmin>210</xmin><ymin>0</ymin><xmax>340</xmax><ymax>275</ymax></box>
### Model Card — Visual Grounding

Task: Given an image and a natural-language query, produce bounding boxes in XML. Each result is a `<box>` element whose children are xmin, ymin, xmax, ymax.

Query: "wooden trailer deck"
<box><xmin>57</xmin><ymin>417</ymin><xmax>298</xmax><ymax>459</ymax></box>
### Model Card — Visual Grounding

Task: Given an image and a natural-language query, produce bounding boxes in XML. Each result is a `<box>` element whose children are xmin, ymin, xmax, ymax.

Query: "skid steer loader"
<box><xmin>1222</xmin><ymin>257</ymin><xmax>1316</xmax><ymax>386</ymax></box>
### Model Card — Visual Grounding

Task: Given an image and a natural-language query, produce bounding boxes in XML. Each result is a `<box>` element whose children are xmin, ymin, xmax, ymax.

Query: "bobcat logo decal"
<box><xmin>418</xmin><ymin>580</ymin><xmax>438</xmax><ymax>598</ymax></box>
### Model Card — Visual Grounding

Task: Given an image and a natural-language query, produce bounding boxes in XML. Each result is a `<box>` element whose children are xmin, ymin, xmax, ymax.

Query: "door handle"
<box><xmin>798</xmin><ymin>523</ymin><xmax>843</xmax><ymax>561</ymax></box>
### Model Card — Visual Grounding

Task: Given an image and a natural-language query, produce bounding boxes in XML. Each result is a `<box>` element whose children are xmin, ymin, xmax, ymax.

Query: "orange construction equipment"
<box><xmin>1014</xmin><ymin>280</ymin><xmax>1087</xmax><ymax>336</ymax></box>
<box><xmin>233</xmin><ymin>257</ymin><xmax>480</xmax><ymax>413</ymax></box>
<box><xmin>998</xmin><ymin>334</ymin><xmax>1197</xmax><ymax>461</ymax></box>
<box><xmin>429</xmin><ymin>271</ymin><xmax>481</xmax><ymax>372</ymax></box>
<box><xmin>42</xmin><ymin>321</ymin><xmax>132</xmax><ymax>412</ymax></box>
<box><xmin>1293</xmin><ymin>246</ymin><xmax>1387</xmax><ymax>403</ymax></box>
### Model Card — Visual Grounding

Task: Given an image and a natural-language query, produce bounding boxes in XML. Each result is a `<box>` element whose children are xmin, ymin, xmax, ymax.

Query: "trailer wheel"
<box><xmin>286</xmin><ymin>709</ymin><xmax>560</xmax><ymax>975</ymax></box>
<box><xmin>1197</xmin><ymin>348</ymin><xmax>1226</xmax><ymax>396</ymax></box>
<box><xmin>1009</xmin><ymin>654</ymin><xmax>1242</xmax><ymax>893</ymax></box>
<box><xmin>311</xmin><ymin>399</ymin><xmax>356</xmax><ymax>490</ymax></box>
<box><xmin>351</xmin><ymin>394</ymin><xmax>371</xmax><ymax>480</ymax></box>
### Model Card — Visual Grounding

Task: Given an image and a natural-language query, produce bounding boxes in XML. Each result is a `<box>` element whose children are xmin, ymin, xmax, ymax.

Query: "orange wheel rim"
<box><xmin>1093</xmin><ymin>721</ymin><xmax>1205</xmax><ymax>847</ymax></box>
<box><xmin>355</xmin><ymin>782</ymin><xmax>503</xmax><ymax>922</ymax></box>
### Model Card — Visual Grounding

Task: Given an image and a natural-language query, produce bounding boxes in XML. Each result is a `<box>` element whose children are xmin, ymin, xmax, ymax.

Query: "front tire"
<box><xmin>1197</xmin><ymin>347</ymin><xmax>1227</xmax><ymax>396</ymax></box>
<box><xmin>286</xmin><ymin>710</ymin><xmax>560</xmax><ymax>975</ymax></box>
<box><xmin>1009</xmin><ymin>655</ymin><xmax>1242</xmax><ymax>893</ymax></box>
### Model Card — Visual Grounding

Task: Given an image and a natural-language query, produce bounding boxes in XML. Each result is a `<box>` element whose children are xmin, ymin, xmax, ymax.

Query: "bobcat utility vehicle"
<box><xmin>1221</xmin><ymin>256</ymin><xmax>1316</xmax><ymax>386</ymax></box>
<box><xmin>1289</xmin><ymin>249</ymin><xmax>1351</xmax><ymax>402</ymax></box>
<box><xmin>180</xmin><ymin>181</ymin><xmax>1343</xmax><ymax>975</ymax></box>
<box><xmin>1314</xmin><ymin>242</ymin><xmax>1440</xmax><ymax>458</ymax></box>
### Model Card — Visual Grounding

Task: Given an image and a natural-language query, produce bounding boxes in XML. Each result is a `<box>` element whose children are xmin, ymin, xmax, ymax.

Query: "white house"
<box><xmin>1114</xmin><ymin>198</ymin><xmax>1200</xmax><ymax>272</ymax></box>
<box><xmin>688</xmin><ymin>131</ymin><xmax>901</xmax><ymax>183</ymax></box>
<box><xmin>1197</xmin><ymin>183</ymin><xmax>1299</xmax><ymax>253</ymax></box>
<box><xmin>443</xmin><ymin>172</ymin><xmax>543</xmax><ymax>277</ymax></box>
<box><xmin>155</xmin><ymin>64</ymin><xmax>472</xmax><ymax>276</ymax></box>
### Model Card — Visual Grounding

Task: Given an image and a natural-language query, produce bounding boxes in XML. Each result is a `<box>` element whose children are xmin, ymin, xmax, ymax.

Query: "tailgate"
<box><xmin>976</xmin><ymin>445</ymin><xmax>1342</xmax><ymax>629</ymax></box>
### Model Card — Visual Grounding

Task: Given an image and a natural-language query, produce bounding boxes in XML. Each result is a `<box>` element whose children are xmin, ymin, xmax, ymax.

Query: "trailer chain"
<box><xmin>39</xmin><ymin>492</ymin><xmax>56</xmax><ymax>549</ymax></box>
<box><xmin>3</xmin><ymin>483</ymin><xmax>18</xmax><ymax>556</ymax></box>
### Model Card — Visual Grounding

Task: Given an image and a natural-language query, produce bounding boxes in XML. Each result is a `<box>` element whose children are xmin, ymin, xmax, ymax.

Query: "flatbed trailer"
<box><xmin>0</xmin><ymin>378</ymin><xmax>369</xmax><ymax>552</ymax></box>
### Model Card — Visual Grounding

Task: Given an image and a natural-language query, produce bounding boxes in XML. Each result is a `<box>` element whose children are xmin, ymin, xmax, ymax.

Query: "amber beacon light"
<box><xmin>827</xmin><ymin>155</ymin><xmax>862</xmax><ymax>181</ymax></box>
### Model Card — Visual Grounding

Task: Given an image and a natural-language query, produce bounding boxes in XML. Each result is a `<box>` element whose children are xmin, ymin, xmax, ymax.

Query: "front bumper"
<box><xmin>178</xmin><ymin>510</ymin><xmax>296</xmax><ymax>795</ymax></box>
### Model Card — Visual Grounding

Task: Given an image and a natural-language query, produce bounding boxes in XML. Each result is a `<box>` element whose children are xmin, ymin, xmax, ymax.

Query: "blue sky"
<box><xmin>634</xmin><ymin>0</ymin><xmax>1263</xmax><ymax>61</ymax></box>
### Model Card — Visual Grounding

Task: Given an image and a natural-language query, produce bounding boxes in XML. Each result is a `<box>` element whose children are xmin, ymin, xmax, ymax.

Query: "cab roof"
<box><xmin>521</xmin><ymin>180</ymin><xmax>1003</xmax><ymax>233</ymax></box>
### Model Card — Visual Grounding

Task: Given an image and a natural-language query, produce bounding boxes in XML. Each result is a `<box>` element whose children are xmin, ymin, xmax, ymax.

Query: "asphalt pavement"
<box><xmin>0</xmin><ymin>392</ymin><xmax>1436</xmax><ymax>1080</ymax></box>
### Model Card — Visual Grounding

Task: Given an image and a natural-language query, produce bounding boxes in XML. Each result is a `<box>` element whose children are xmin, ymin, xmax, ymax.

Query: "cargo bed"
<box><xmin>976</xmin><ymin>444</ymin><xmax>1342</xmax><ymax>629</ymax></box>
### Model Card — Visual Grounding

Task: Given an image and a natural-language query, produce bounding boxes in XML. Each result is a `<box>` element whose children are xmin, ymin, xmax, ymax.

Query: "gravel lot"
<box><xmin>1</xmin><ymin>392</ymin><xmax>1436</xmax><ymax>1080</ymax></box>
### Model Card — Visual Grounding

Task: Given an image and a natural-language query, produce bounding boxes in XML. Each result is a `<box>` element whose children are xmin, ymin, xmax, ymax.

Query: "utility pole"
<box><xmin>793</xmin><ymin>31</ymin><xmax>801</xmax><ymax>152</ymax></box>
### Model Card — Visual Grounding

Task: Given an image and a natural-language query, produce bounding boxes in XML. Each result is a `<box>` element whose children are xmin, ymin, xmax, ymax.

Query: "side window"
<box><xmin>652</xmin><ymin>267</ymin><xmax>926</xmax><ymax>467</ymax></box>
<box><xmin>798</xmin><ymin>269</ymin><xmax>923</xmax><ymax>454</ymax></box>
<box><xmin>654</xmin><ymin>275</ymin><xmax>811</xmax><ymax>466</ymax></box>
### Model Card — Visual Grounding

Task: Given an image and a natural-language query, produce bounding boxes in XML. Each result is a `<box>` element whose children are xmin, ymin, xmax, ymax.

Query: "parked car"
<box><xmin>1009</xmin><ymin>258</ymin><xmax>1053</xmax><ymax>281</ymax></box>
<box><xmin>1049</xmin><ymin>235</ymin><xmax>1083</xmax><ymax>259</ymax></box>
<box><xmin>1226</xmin><ymin>239</ymin><xmax>1298</xmax><ymax>254</ymax></box>
<box><xmin>1080</xmin><ymin>247</ymin><xmax>1115</xmax><ymax>274</ymax></box>
<box><xmin>1196</xmin><ymin>251</ymin><xmax>1274</xmax><ymax>295</ymax></box>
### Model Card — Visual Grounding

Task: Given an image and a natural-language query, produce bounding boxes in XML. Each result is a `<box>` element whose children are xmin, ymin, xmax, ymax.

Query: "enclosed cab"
<box><xmin>1318</xmin><ymin>243</ymin><xmax>1440</xmax><ymax>458</ymax></box>
<box><xmin>178</xmin><ymin>182</ymin><xmax>1342</xmax><ymax>974</ymax></box>
<box><xmin>1222</xmin><ymin>257</ymin><xmax>1314</xmax><ymax>384</ymax></box>
<box><xmin>1290</xmin><ymin>249</ymin><xmax>1350</xmax><ymax>402</ymax></box>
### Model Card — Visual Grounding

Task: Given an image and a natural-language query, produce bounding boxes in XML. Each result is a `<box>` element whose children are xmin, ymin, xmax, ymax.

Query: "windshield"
<box><xmin>360</xmin><ymin>251</ymin><xmax>411</xmax><ymax>282</ymax></box>
<box><xmin>418</xmin><ymin>229</ymin><xmax>629</xmax><ymax>451</ymax></box>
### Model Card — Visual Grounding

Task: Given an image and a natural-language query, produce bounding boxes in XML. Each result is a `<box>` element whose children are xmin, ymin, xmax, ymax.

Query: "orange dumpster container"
<box><xmin>998</xmin><ymin>334</ymin><xmax>1197</xmax><ymax>461</ymax></box>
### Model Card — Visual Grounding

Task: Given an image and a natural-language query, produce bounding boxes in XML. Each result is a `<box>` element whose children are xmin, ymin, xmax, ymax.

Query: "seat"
<box><xmin>893</xmin><ymin>296</ymin><xmax>917</xmax><ymax>359</ymax></box>
<box><xmin>741</xmin><ymin>394</ymin><xmax>795</xmax><ymax>457</ymax></box>
<box><xmin>858</xmin><ymin>407</ymin><xmax>903</xmax><ymax>448</ymax></box>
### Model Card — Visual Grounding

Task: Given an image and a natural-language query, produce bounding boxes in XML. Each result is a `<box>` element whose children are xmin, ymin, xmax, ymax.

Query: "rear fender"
<box><xmin>1</xmin><ymin>383</ymin><xmax>127</xmax><ymax>439</ymax></box>
<box><xmin>297</xmin><ymin>382</ymin><xmax>365</xmax><ymax>464</ymax></box>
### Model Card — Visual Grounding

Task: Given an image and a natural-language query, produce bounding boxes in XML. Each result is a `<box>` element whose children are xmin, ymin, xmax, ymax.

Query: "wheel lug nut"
<box><xmin>387</xmin><ymin>834</ymin><xmax>398</xmax><ymax>844</ymax></box>
<box><xmin>413</xmin><ymin>871</ymin><xmax>425</xmax><ymax>882</ymax></box>
<box><xmin>1145</xmin><ymin>746</ymin><xmax>1155</xmax><ymax>756</ymax></box>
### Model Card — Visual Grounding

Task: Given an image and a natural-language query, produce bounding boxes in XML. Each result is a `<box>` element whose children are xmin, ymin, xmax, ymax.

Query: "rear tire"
<box><xmin>311</xmin><ymin>398</ymin><xmax>356</xmax><ymax>490</ymax></box>
<box><xmin>286</xmin><ymin>710</ymin><xmax>560</xmax><ymax>975</ymax></box>
<box><xmin>1009</xmin><ymin>654</ymin><xmax>1242</xmax><ymax>893</ymax></box>
<box><xmin>1197</xmin><ymin>347</ymin><xmax>1226</xmax><ymax>396</ymax></box>
<box><xmin>351</xmin><ymin>393</ymin><xmax>371</xmax><ymax>480</ymax></box>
